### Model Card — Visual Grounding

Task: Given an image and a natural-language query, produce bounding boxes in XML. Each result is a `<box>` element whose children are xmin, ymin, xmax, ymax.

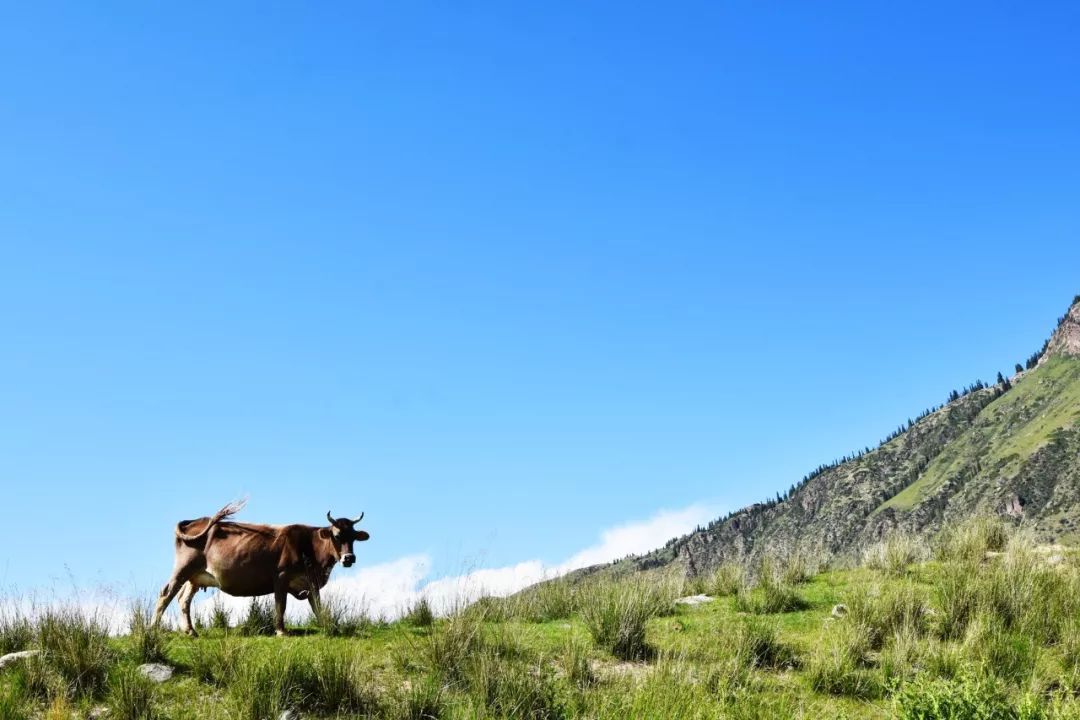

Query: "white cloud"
<box><xmin>315</xmin><ymin>502</ymin><xmax>717</xmax><ymax>619</ymax></box>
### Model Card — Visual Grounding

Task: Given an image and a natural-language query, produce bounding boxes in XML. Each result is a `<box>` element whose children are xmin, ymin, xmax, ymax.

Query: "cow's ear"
<box><xmin>355</xmin><ymin>530</ymin><xmax>370</xmax><ymax>542</ymax></box>
<box><xmin>317</xmin><ymin>528</ymin><xmax>331</xmax><ymax>539</ymax></box>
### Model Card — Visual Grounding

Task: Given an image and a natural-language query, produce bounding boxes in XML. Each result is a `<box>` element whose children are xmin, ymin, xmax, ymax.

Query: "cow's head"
<box><xmin>324</xmin><ymin>511</ymin><xmax>370</xmax><ymax>568</ymax></box>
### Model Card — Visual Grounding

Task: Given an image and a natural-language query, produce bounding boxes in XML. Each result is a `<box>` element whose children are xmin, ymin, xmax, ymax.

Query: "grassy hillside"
<box><xmin>6</xmin><ymin>520</ymin><xmax>1080</xmax><ymax>718</ymax></box>
<box><xmin>878</xmin><ymin>355</ymin><xmax>1080</xmax><ymax>512</ymax></box>
<box><xmin>605</xmin><ymin>299</ymin><xmax>1080</xmax><ymax>578</ymax></box>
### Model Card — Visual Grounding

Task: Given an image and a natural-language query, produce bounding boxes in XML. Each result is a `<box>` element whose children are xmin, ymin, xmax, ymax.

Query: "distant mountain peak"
<box><xmin>1042</xmin><ymin>295</ymin><xmax>1080</xmax><ymax>361</ymax></box>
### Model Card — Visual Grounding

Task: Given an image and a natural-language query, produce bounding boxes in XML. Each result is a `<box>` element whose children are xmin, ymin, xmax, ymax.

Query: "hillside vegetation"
<box><xmin>604</xmin><ymin>297</ymin><xmax>1080</xmax><ymax>579</ymax></box>
<box><xmin>6</xmin><ymin>519</ymin><xmax>1080</xmax><ymax>718</ymax></box>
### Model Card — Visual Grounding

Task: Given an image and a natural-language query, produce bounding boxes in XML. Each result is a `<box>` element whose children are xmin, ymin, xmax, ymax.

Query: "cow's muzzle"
<box><xmin>342</xmin><ymin>554</ymin><xmax>356</xmax><ymax>568</ymax></box>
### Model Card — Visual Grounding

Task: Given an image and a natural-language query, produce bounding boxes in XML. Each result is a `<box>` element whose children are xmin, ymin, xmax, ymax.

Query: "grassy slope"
<box><xmin>8</xmin><ymin>528</ymin><xmax>1080</xmax><ymax>719</ymax></box>
<box><xmin>878</xmin><ymin>356</ymin><xmax>1080</xmax><ymax>512</ymax></box>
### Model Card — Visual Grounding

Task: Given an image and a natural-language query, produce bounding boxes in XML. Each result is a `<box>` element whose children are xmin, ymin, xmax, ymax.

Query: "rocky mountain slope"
<box><xmin>609</xmin><ymin>296</ymin><xmax>1080</xmax><ymax>578</ymax></box>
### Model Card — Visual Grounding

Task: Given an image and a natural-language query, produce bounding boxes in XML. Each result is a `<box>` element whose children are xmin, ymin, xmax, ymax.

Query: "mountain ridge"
<box><xmin>586</xmin><ymin>295</ymin><xmax>1080</xmax><ymax>580</ymax></box>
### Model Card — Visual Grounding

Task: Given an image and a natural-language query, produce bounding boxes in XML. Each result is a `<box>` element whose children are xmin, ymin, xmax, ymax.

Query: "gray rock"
<box><xmin>137</xmin><ymin>663</ymin><xmax>174</xmax><ymax>683</ymax></box>
<box><xmin>0</xmin><ymin>650</ymin><xmax>40</xmax><ymax>671</ymax></box>
<box><xmin>831</xmin><ymin>603</ymin><xmax>849</xmax><ymax>618</ymax></box>
<box><xmin>674</xmin><ymin>594</ymin><xmax>714</xmax><ymax>606</ymax></box>
<box><xmin>87</xmin><ymin>706</ymin><xmax>110</xmax><ymax>719</ymax></box>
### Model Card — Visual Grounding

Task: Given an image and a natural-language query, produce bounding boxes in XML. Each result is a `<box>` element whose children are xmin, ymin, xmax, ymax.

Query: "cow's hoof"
<box><xmin>275</xmin><ymin>629</ymin><xmax>288</xmax><ymax>638</ymax></box>
<box><xmin>184</xmin><ymin>629</ymin><xmax>199</xmax><ymax>638</ymax></box>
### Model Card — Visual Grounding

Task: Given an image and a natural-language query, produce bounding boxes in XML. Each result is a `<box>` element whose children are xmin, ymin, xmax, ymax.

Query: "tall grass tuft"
<box><xmin>0</xmin><ymin>606</ymin><xmax>33</xmax><ymax>655</ymax></box>
<box><xmin>403</xmin><ymin>596</ymin><xmax>435</xmax><ymax>627</ymax></box>
<box><xmin>465</xmin><ymin>654</ymin><xmax>569</xmax><ymax>720</ymax></box>
<box><xmin>299</xmin><ymin>647</ymin><xmax>383</xmax><ymax>715</ymax></box>
<box><xmin>34</xmin><ymin>607</ymin><xmax>113</xmax><ymax>699</ymax></box>
<box><xmin>107</xmin><ymin>664</ymin><xmax>158</xmax><ymax>720</ymax></box>
<box><xmin>224</xmin><ymin>649</ymin><xmax>295</xmax><ymax>720</ymax></box>
<box><xmin>580</xmin><ymin>576</ymin><xmax>678</xmax><ymax>661</ymax></box>
<box><xmin>863</xmin><ymin>532</ymin><xmax>929</xmax><ymax>576</ymax></box>
<box><xmin>225</xmin><ymin>647</ymin><xmax>383</xmax><ymax>719</ymax></box>
<box><xmin>238</xmin><ymin>598</ymin><xmax>276</xmax><ymax>636</ymax></box>
<box><xmin>521</xmin><ymin>577</ymin><xmax>580</xmax><ymax>622</ymax></box>
<box><xmin>0</xmin><ymin>683</ymin><xmax>29</xmax><ymax>720</ymax></box>
<box><xmin>391</xmin><ymin>676</ymin><xmax>447</xmax><ymax>720</ymax></box>
<box><xmin>127</xmin><ymin>603</ymin><xmax>169</xmax><ymax>664</ymax></box>
<box><xmin>562</xmin><ymin>637</ymin><xmax>596</xmax><ymax>690</ymax></box>
<box><xmin>207</xmin><ymin>595</ymin><xmax>230</xmax><ymax>630</ymax></box>
<box><xmin>705</xmin><ymin>563</ymin><xmax>746</xmax><ymax>597</ymax></box>
<box><xmin>962</xmin><ymin>613</ymin><xmax>1039</xmax><ymax>687</ymax></box>
<box><xmin>188</xmin><ymin>637</ymin><xmax>247</xmax><ymax>686</ymax></box>
<box><xmin>734</xmin><ymin>559</ymin><xmax>808</xmax><ymax>615</ymax></box>
<box><xmin>425</xmin><ymin>607</ymin><xmax>488</xmax><ymax>683</ymax></box>
<box><xmin>727</xmin><ymin>617</ymin><xmax>797</xmax><ymax>670</ymax></box>
<box><xmin>806</xmin><ymin>621</ymin><xmax>880</xmax><ymax>699</ymax></box>
<box><xmin>935</xmin><ymin>516</ymin><xmax>1010</xmax><ymax>564</ymax></box>
<box><xmin>310</xmin><ymin>594</ymin><xmax>371</xmax><ymax>637</ymax></box>
<box><xmin>845</xmin><ymin>580</ymin><xmax>930</xmax><ymax>649</ymax></box>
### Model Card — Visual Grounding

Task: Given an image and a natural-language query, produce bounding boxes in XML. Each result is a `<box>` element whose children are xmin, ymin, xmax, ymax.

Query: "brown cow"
<box><xmin>152</xmin><ymin>501</ymin><xmax>370</xmax><ymax>636</ymax></box>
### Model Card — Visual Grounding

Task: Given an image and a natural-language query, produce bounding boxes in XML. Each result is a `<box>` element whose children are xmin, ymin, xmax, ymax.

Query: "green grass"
<box><xmin>6</xmin><ymin>522</ymin><xmax>1080</xmax><ymax>718</ymax></box>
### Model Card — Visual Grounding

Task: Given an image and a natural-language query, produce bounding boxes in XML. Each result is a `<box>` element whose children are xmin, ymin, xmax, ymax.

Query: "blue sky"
<box><xmin>1</xmin><ymin>2</ymin><xmax>1079</xmax><ymax>599</ymax></box>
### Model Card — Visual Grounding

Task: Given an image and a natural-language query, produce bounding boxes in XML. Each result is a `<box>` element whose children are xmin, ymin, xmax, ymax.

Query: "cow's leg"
<box><xmin>177</xmin><ymin>581</ymin><xmax>199</xmax><ymax>637</ymax></box>
<box><xmin>153</xmin><ymin>564</ymin><xmax>198</xmax><ymax>628</ymax></box>
<box><xmin>274</xmin><ymin>575</ymin><xmax>289</xmax><ymax>637</ymax></box>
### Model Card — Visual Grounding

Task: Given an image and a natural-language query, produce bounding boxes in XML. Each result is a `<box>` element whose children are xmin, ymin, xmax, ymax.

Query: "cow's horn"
<box><xmin>351</xmin><ymin>512</ymin><xmax>364</xmax><ymax>524</ymax></box>
<box><xmin>326</xmin><ymin>511</ymin><xmax>337</xmax><ymax>524</ymax></box>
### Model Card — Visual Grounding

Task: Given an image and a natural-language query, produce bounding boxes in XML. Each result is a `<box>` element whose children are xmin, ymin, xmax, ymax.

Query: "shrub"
<box><xmin>894</xmin><ymin>672</ymin><xmax>1015</xmax><ymax>720</ymax></box>
<box><xmin>238</xmin><ymin>598</ymin><xmax>276</xmax><ymax>636</ymax></box>
<box><xmin>127</xmin><ymin>603</ymin><xmax>169</xmax><ymax>664</ymax></box>
<box><xmin>580</xmin><ymin>576</ymin><xmax>677</xmax><ymax>660</ymax></box>
<box><xmin>107</xmin><ymin>664</ymin><xmax>158</xmax><ymax>720</ymax></box>
<box><xmin>34</xmin><ymin>607</ymin><xmax>113</xmax><ymax>699</ymax></box>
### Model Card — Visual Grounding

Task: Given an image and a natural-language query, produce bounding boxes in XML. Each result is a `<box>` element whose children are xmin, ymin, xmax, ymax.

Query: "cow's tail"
<box><xmin>175</xmin><ymin>499</ymin><xmax>247</xmax><ymax>543</ymax></box>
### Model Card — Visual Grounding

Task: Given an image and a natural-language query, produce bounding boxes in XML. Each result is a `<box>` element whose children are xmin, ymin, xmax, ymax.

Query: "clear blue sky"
<box><xmin>1</xmin><ymin>2</ymin><xmax>1078</xmax><ymax>593</ymax></box>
